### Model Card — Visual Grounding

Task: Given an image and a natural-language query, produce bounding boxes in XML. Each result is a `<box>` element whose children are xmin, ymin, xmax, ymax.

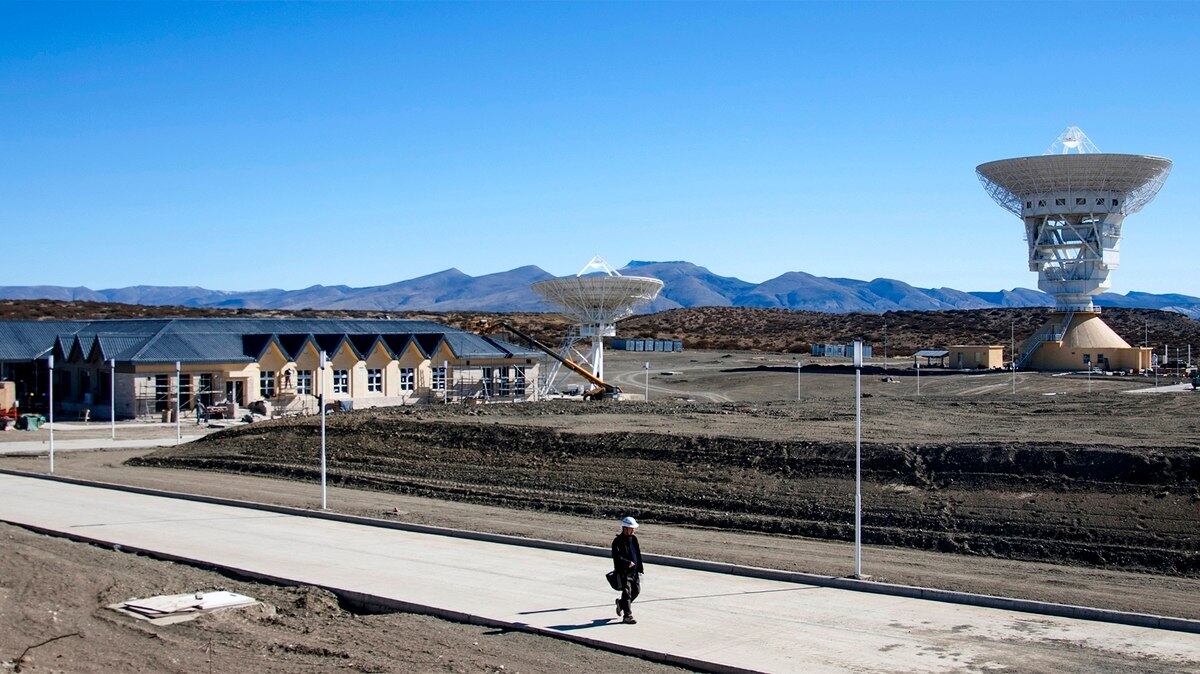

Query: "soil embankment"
<box><xmin>131</xmin><ymin>400</ymin><xmax>1200</xmax><ymax>576</ymax></box>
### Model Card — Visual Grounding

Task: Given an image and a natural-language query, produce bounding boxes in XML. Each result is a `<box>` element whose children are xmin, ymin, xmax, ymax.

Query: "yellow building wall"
<box><xmin>363</xmin><ymin>341</ymin><xmax>394</xmax><ymax>397</ymax></box>
<box><xmin>395</xmin><ymin>341</ymin><xmax>426</xmax><ymax>399</ymax></box>
<box><xmin>948</xmin><ymin>346</ymin><xmax>1005</xmax><ymax>370</ymax></box>
<box><xmin>1027</xmin><ymin>344</ymin><xmax>1151</xmax><ymax>372</ymax></box>
<box><xmin>329</xmin><ymin>342</ymin><xmax>362</xmax><ymax>400</ymax></box>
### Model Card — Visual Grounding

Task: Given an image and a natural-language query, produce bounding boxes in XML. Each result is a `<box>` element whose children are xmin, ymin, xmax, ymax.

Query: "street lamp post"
<box><xmin>175</xmin><ymin>361</ymin><xmax>182</xmax><ymax>444</ymax></box>
<box><xmin>320</xmin><ymin>350</ymin><xmax>328</xmax><ymax>510</ymax></box>
<box><xmin>47</xmin><ymin>355</ymin><xmax>55</xmax><ymax>474</ymax></box>
<box><xmin>853</xmin><ymin>340</ymin><xmax>864</xmax><ymax>579</ymax></box>
<box><xmin>643</xmin><ymin>361</ymin><xmax>649</xmax><ymax>401</ymax></box>
<box><xmin>110</xmin><ymin>358</ymin><xmax>116</xmax><ymax>440</ymax></box>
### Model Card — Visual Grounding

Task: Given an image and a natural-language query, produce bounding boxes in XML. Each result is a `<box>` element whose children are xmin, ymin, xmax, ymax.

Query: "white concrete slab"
<box><xmin>1125</xmin><ymin>382</ymin><xmax>1196</xmax><ymax>394</ymax></box>
<box><xmin>0</xmin><ymin>474</ymin><xmax>1196</xmax><ymax>672</ymax></box>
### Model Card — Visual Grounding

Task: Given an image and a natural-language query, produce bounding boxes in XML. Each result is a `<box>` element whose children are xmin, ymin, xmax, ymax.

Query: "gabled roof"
<box><xmin>313</xmin><ymin>333</ymin><xmax>364</xmax><ymax>361</ymax></box>
<box><xmin>381</xmin><ymin>334</ymin><xmax>422</xmax><ymax>358</ymax></box>
<box><xmin>0</xmin><ymin>317</ymin><xmax>537</xmax><ymax>364</ymax></box>
<box><xmin>276</xmin><ymin>333</ymin><xmax>317</xmax><ymax>361</ymax></box>
<box><xmin>0</xmin><ymin>321</ymin><xmax>90</xmax><ymax>360</ymax></box>
<box><xmin>89</xmin><ymin>335</ymin><xmax>151</xmax><ymax>362</ymax></box>
<box><xmin>66</xmin><ymin>336</ymin><xmax>88</xmax><ymax>362</ymax></box>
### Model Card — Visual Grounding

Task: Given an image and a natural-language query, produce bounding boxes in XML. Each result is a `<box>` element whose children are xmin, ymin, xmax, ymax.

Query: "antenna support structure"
<box><xmin>531</xmin><ymin>256</ymin><xmax>663</xmax><ymax>393</ymax></box>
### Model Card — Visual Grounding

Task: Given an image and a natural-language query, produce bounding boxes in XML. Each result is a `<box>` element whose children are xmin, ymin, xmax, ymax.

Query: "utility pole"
<box><xmin>852</xmin><ymin>341</ymin><xmax>864</xmax><ymax>579</ymax></box>
<box><xmin>883</xmin><ymin>323</ymin><xmax>888</xmax><ymax>370</ymax></box>
<box><xmin>1011</xmin><ymin>320</ymin><xmax>1016</xmax><ymax>395</ymax></box>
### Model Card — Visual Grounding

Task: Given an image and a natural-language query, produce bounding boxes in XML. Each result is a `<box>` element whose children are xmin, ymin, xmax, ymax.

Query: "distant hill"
<box><xmin>1</xmin><ymin>260</ymin><xmax>1197</xmax><ymax>318</ymax></box>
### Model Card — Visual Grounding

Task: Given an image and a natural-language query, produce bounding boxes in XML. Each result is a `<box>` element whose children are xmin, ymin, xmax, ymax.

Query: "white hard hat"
<box><xmin>620</xmin><ymin>516</ymin><xmax>639</xmax><ymax>529</ymax></box>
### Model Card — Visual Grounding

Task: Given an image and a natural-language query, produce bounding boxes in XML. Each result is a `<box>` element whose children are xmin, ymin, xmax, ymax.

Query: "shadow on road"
<box><xmin>518</xmin><ymin>585</ymin><xmax>820</xmax><ymax>616</ymax></box>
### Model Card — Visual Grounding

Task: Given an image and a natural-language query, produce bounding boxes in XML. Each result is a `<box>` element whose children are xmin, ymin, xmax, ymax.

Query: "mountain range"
<box><xmin>3</xmin><ymin>261</ymin><xmax>1199</xmax><ymax>318</ymax></box>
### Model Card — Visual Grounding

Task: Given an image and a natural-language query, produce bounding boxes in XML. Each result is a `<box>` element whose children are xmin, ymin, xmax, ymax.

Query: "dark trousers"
<box><xmin>619</xmin><ymin>572</ymin><xmax>641</xmax><ymax>616</ymax></box>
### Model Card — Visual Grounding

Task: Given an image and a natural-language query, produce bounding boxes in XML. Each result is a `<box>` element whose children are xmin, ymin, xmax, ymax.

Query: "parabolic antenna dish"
<box><xmin>976</xmin><ymin>153</ymin><xmax>1172</xmax><ymax>216</ymax></box>
<box><xmin>533</xmin><ymin>261</ymin><xmax>663</xmax><ymax>325</ymax></box>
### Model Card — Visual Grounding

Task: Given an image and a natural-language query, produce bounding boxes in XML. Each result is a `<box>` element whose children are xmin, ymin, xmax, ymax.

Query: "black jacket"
<box><xmin>611</xmin><ymin>533</ymin><xmax>643</xmax><ymax>575</ymax></box>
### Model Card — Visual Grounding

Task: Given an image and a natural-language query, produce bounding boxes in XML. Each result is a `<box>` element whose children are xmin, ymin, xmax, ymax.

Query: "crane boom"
<box><xmin>480</xmin><ymin>321</ymin><xmax>619</xmax><ymax>398</ymax></box>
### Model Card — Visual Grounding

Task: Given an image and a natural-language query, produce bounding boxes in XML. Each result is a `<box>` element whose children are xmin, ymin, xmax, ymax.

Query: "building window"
<box><xmin>1075</xmin><ymin>197</ymin><xmax>1086</xmax><ymax>205</ymax></box>
<box><xmin>432</xmin><ymin>366</ymin><xmax>446</xmax><ymax>391</ymax></box>
<box><xmin>179</xmin><ymin>373</ymin><xmax>192</xmax><ymax>408</ymax></box>
<box><xmin>154</xmin><ymin>374</ymin><xmax>168</xmax><ymax>412</ymax></box>
<box><xmin>1025</xmin><ymin>201</ymin><xmax>1032</xmax><ymax>208</ymax></box>
<box><xmin>514</xmin><ymin>366</ymin><xmax>526</xmax><ymax>395</ymax></box>
<box><xmin>399</xmin><ymin>368</ymin><xmax>415</xmax><ymax>392</ymax></box>
<box><xmin>1112</xmin><ymin>199</ymin><xmax>1119</xmax><ymax>206</ymax></box>
<box><xmin>497</xmin><ymin>366</ymin><xmax>511</xmax><ymax>396</ymax></box>
<box><xmin>260</xmin><ymin>371</ymin><xmax>275</xmax><ymax>399</ymax></box>
<box><xmin>1055</xmin><ymin>198</ymin><xmax>1066</xmax><ymax>206</ymax></box>
<box><xmin>197</xmin><ymin>373</ymin><xmax>214</xmax><ymax>406</ymax></box>
<box><xmin>97</xmin><ymin>371</ymin><xmax>111</xmax><ymax>404</ymax></box>
<box><xmin>367</xmin><ymin>368</ymin><xmax>383</xmax><ymax>393</ymax></box>
<box><xmin>482</xmin><ymin>367</ymin><xmax>493</xmax><ymax>395</ymax></box>
<box><xmin>333</xmin><ymin>369</ymin><xmax>349</xmax><ymax>394</ymax></box>
<box><xmin>296</xmin><ymin>370</ymin><xmax>313</xmax><ymax>395</ymax></box>
<box><xmin>1096</xmin><ymin>198</ymin><xmax>1105</xmax><ymax>205</ymax></box>
<box><xmin>1037</xmin><ymin>200</ymin><xmax>1046</xmax><ymax>207</ymax></box>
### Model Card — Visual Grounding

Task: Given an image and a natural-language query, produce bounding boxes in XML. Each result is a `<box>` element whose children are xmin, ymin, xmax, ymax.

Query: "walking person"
<box><xmin>612</xmin><ymin>516</ymin><xmax>644</xmax><ymax>624</ymax></box>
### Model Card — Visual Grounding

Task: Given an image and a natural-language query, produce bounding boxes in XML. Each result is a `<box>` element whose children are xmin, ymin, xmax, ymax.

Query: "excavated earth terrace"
<box><xmin>131</xmin><ymin>396</ymin><xmax>1200</xmax><ymax>576</ymax></box>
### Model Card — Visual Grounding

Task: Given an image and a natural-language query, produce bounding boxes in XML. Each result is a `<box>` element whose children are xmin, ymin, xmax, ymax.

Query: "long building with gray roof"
<box><xmin>0</xmin><ymin>318</ymin><xmax>541</xmax><ymax>419</ymax></box>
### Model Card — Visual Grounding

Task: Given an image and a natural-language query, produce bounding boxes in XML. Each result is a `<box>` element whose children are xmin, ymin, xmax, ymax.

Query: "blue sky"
<box><xmin>2</xmin><ymin>2</ymin><xmax>1197</xmax><ymax>294</ymax></box>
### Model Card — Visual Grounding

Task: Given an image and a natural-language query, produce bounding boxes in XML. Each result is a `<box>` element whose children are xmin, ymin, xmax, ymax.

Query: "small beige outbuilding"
<box><xmin>948</xmin><ymin>345</ymin><xmax>1006</xmax><ymax>370</ymax></box>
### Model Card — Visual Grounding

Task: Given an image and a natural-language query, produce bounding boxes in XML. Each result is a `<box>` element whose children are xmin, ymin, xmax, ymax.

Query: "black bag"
<box><xmin>605</xmin><ymin>571</ymin><xmax>621</xmax><ymax>591</ymax></box>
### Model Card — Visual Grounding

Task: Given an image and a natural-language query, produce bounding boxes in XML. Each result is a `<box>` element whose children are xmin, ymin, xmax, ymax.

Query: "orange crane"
<box><xmin>479</xmin><ymin>321</ymin><xmax>620</xmax><ymax>399</ymax></box>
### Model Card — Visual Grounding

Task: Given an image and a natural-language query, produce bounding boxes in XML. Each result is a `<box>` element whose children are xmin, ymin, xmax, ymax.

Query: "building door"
<box><xmin>225</xmin><ymin>380</ymin><xmax>244</xmax><ymax>404</ymax></box>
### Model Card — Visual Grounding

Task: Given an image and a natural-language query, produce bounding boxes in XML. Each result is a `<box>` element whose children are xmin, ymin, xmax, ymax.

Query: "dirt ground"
<box><xmin>0</xmin><ymin>522</ymin><xmax>681</xmax><ymax>673</ymax></box>
<box><xmin>121</xmin><ymin>349</ymin><xmax>1199</xmax><ymax>575</ymax></box>
<box><xmin>602</xmin><ymin>348</ymin><xmax>1188</xmax><ymax>405</ymax></box>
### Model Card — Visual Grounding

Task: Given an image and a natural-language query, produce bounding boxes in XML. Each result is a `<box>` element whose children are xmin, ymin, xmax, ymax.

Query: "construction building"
<box><xmin>948</xmin><ymin>345</ymin><xmax>1006</xmax><ymax>370</ymax></box>
<box><xmin>0</xmin><ymin>318</ymin><xmax>540</xmax><ymax>420</ymax></box>
<box><xmin>811</xmin><ymin>343</ymin><xmax>874</xmax><ymax>359</ymax></box>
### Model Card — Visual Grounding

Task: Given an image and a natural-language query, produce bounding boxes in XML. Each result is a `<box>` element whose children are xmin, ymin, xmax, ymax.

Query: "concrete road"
<box><xmin>0</xmin><ymin>474</ymin><xmax>1196</xmax><ymax>673</ymax></box>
